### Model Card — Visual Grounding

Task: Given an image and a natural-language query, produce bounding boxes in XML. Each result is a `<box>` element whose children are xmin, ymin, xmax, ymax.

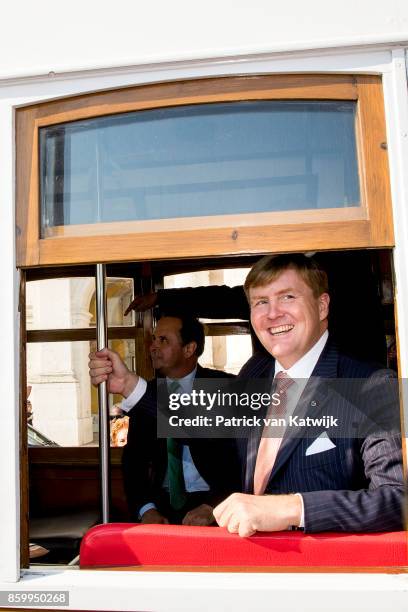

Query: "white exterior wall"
<box><xmin>0</xmin><ymin>0</ymin><xmax>408</xmax><ymax>80</ymax></box>
<box><xmin>1</xmin><ymin>2</ymin><xmax>408</xmax><ymax>609</ymax></box>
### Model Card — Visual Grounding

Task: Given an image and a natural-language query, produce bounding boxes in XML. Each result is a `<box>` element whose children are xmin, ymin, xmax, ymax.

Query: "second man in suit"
<box><xmin>89</xmin><ymin>315</ymin><xmax>240</xmax><ymax>526</ymax></box>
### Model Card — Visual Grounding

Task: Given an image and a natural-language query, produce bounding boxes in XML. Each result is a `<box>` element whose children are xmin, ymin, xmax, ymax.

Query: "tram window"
<box><xmin>26</xmin><ymin>275</ymin><xmax>137</xmax><ymax>447</ymax></box>
<box><xmin>15</xmin><ymin>74</ymin><xmax>401</xmax><ymax>571</ymax></box>
<box><xmin>27</xmin><ymin>340</ymin><xmax>93</xmax><ymax>447</ymax></box>
<box><xmin>16</xmin><ymin>75</ymin><xmax>393</xmax><ymax>268</ymax></box>
<box><xmin>40</xmin><ymin>101</ymin><xmax>360</xmax><ymax>236</ymax></box>
<box><xmin>22</xmin><ymin>249</ymin><xmax>402</xmax><ymax>570</ymax></box>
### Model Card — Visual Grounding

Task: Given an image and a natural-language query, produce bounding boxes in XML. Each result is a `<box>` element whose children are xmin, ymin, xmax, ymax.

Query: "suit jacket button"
<box><xmin>310</xmin><ymin>400</ymin><xmax>318</xmax><ymax>407</ymax></box>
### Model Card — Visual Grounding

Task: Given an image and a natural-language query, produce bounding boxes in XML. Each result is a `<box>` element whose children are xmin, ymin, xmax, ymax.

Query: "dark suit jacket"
<box><xmin>122</xmin><ymin>364</ymin><xmax>241</xmax><ymax>518</ymax></box>
<box><xmin>238</xmin><ymin>340</ymin><xmax>404</xmax><ymax>533</ymax></box>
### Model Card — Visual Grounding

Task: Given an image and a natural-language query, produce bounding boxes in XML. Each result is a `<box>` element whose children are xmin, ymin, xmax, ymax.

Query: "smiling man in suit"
<box><xmin>89</xmin><ymin>315</ymin><xmax>239</xmax><ymax>526</ymax></box>
<box><xmin>213</xmin><ymin>254</ymin><xmax>404</xmax><ymax>536</ymax></box>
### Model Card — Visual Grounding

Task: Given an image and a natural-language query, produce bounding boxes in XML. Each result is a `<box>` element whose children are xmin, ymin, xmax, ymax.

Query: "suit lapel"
<box><xmin>310</xmin><ymin>341</ymin><xmax>339</xmax><ymax>379</ymax></box>
<box><xmin>260</xmin><ymin>341</ymin><xmax>340</xmax><ymax>488</ymax></box>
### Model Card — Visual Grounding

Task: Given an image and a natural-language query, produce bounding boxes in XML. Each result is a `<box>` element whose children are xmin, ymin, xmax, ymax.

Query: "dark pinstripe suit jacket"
<box><xmin>238</xmin><ymin>341</ymin><xmax>404</xmax><ymax>533</ymax></box>
<box><xmin>122</xmin><ymin>365</ymin><xmax>241</xmax><ymax>518</ymax></box>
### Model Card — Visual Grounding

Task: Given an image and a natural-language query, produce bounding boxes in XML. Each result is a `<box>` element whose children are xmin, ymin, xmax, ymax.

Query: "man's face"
<box><xmin>249</xmin><ymin>268</ymin><xmax>330</xmax><ymax>370</ymax></box>
<box><xmin>149</xmin><ymin>316</ymin><xmax>192</xmax><ymax>376</ymax></box>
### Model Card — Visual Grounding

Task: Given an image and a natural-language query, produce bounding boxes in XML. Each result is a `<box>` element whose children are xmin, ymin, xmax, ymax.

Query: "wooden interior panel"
<box><xmin>27</xmin><ymin>327</ymin><xmax>136</xmax><ymax>343</ymax></box>
<box><xmin>29</xmin><ymin>447</ymin><xmax>129</xmax><ymax>520</ymax></box>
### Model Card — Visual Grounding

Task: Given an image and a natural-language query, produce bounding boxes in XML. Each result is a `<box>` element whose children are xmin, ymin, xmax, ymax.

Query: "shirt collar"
<box><xmin>275</xmin><ymin>330</ymin><xmax>329</xmax><ymax>379</ymax></box>
<box><xmin>166</xmin><ymin>366</ymin><xmax>197</xmax><ymax>394</ymax></box>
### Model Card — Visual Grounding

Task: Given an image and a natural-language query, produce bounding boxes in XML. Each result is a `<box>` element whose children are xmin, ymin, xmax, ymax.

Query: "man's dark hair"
<box><xmin>178</xmin><ymin>316</ymin><xmax>205</xmax><ymax>357</ymax></box>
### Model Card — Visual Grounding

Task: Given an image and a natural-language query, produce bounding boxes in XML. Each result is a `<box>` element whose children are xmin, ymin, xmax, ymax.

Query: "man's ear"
<box><xmin>183</xmin><ymin>341</ymin><xmax>197</xmax><ymax>359</ymax></box>
<box><xmin>318</xmin><ymin>293</ymin><xmax>330</xmax><ymax>321</ymax></box>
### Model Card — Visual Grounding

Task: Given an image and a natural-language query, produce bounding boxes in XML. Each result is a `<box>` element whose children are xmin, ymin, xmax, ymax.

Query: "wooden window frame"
<box><xmin>16</xmin><ymin>74</ymin><xmax>394</xmax><ymax>267</ymax></box>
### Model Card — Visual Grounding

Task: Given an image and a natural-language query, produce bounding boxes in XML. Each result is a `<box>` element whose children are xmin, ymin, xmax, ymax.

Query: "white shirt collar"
<box><xmin>275</xmin><ymin>330</ymin><xmax>329</xmax><ymax>379</ymax></box>
<box><xmin>166</xmin><ymin>366</ymin><xmax>197</xmax><ymax>394</ymax></box>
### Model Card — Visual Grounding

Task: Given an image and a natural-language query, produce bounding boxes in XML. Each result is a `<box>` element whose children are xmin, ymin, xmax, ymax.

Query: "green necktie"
<box><xmin>167</xmin><ymin>381</ymin><xmax>187</xmax><ymax>510</ymax></box>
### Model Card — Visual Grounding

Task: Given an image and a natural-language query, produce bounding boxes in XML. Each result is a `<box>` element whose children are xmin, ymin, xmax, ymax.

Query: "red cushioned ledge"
<box><xmin>79</xmin><ymin>524</ymin><xmax>408</xmax><ymax>569</ymax></box>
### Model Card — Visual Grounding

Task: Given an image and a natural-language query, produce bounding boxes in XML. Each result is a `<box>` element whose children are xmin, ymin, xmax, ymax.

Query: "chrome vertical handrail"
<box><xmin>96</xmin><ymin>263</ymin><xmax>110</xmax><ymax>523</ymax></box>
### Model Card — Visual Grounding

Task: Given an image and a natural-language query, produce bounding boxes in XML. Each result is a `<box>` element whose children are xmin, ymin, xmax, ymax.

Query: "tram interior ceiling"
<box><xmin>21</xmin><ymin>248</ymin><xmax>399</xmax><ymax>567</ymax></box>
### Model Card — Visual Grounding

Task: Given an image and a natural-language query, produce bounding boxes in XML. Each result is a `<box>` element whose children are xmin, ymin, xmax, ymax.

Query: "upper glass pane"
<box><xmin>40</xmin><ymin>101</ymin><xmax>360</xmax><ymax>235</ymax></box>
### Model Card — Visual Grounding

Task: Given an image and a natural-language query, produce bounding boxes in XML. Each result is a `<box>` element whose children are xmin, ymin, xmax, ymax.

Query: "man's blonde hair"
<box><xmin>244</xmin><ymin>254</ymin><xmax>329</xmax><ymax>299</ymax></box>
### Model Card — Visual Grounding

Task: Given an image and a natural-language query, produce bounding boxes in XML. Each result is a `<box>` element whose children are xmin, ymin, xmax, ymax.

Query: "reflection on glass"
<box><xmin>89</xmin><ymin>278</ymin><xmax>135</xmax><ymax>328</ymax></box>
<box><xmin>40</xmin><ymin>101</ymin><xmax>360</xmax><ymax>234</ymax></box>
<box><xmin>27</xmin><ymin>341</ymin><xmax>93</xmax><ymax>447</ymax></box>
<box><xmin>27</xmin><ymin>277</ymin><xmax>134</xmax><ymax>330</ymax></box>
<box><xmin>27</xmin><ymin>338</ymin><xmax>134</xmax><ymax>447</ymax></box>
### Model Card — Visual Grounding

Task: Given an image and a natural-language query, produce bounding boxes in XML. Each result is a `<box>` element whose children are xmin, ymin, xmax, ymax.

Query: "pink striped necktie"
<box><xmin>253</xmin><ymin>371</ymin><xmax>294</xmax><ymax>495</ymax></box>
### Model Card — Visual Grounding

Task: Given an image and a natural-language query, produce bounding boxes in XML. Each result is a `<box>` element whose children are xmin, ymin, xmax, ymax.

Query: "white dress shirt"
<box><xmin>122</xmin><ymin>366</ymin><xmax>210</xmax><ymax>517</ymax></box>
